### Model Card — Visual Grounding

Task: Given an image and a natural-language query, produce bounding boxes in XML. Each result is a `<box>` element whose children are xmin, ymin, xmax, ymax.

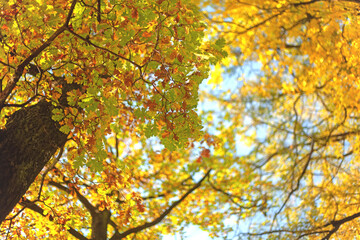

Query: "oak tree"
<box><xmin>0</xmin><ymin>0</ymin><xmax>223</xmax><ymax>229</ymax></box>
<box><xmin>3</xmin><ymin>0</ymin><xmax>360</xmax><ymax>239</ymax></box>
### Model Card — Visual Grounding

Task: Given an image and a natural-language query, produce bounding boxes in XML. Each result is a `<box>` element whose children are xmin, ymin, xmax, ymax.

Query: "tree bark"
<box><xmin>0</xmin><ymin>101</ymin><xmax>67</xmax><ymax>223</ymax></box>
<box><xmin>91</xmin><ymin>208</ymin><xmax>111</xmax><ymax>240</ymax></box>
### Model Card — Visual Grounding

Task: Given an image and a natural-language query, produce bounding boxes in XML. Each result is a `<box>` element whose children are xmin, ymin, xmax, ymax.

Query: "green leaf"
<box><xmin>59</xmin><ymin>125</ymin><xmax>71</xmax><ymax>134</ymax></box>
<box><xmin>215</xmin><ymin>38</ymin><xmax>226</xmax><ymax>48</ymax></box>
<box><xmin>73</xmin><ymin>155</ymin><xmax>85</xmax><ymax>168</ymax></box>
<box><xmin>145</xmin><ymin>123</ymin><xmax>158</xmax><ymax>138</ymax></box>
<box><xmin>88</xmin><ymin>159</ymin><xmax>104</xmax><ymax>172</ymax></box>
<box><xmin>52</xmin><ymin>108</ymin><xmax>64</xmax><ymax>121</ymax></box>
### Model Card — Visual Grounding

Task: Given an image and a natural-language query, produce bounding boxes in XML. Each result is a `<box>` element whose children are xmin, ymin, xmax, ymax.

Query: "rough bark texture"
<box><xmin>0</xmin><ymin>101</ymin><xmax>67</xmax><ymax>223</ymax></box>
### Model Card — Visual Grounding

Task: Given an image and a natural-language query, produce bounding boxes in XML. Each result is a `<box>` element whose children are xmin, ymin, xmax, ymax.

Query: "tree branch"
<box><xmin>0</xmin><ymin>0</ymin><xmax>78</xmax><ymax>110</ymax></box>
<box><xmin>115</xmin><ymin>170</ymin><xmax>211</xmax><ymax>239</ymax></box>
<box><xmin>321</xmin><ymin>211</ymin><xmax>360</xmax><ymax>240</ymax></box>
<box><xmin>48</xmin><ymin>181</ymin><xmax>96</xmax><ymax>215</ymax></box>
<box><xmin>272</xmin><ymin>139</ymin><xmax>315</xmax><ymax>227</ymax></box>
<box><xmin>66</xmin><ymin>29</ymin><xmax>141</xmax><ymax>68</ymax></box>
<box><xmin>20</xmin><ymin>199</ymin><xmax>88</xmax><ymax>240</ymax></box>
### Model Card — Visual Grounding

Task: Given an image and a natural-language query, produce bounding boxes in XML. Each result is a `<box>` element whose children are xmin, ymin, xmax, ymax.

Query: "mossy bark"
<box><xmin>0</xmin><ymin>101</ymin><xmax>67</xmax><ymax>223</ymax></box>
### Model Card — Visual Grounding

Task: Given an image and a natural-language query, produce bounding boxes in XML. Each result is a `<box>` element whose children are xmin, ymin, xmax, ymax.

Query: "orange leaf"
<box><xmin>142</xmin><ymin>31</ymin><xmax>152</xmax><ymax>38</ymax></box>
<box><xmin>201</xmin><ymin>148</ymin><xmax>211</xmax><ymax>158</ymax></box>
<box><xmin>131</xmin><ymin>8</ymin><xmax>138</xmax><ymax>19</ymax></box>
<box><xmin>177</xmin><ymin>54</ymin><xmax>184</xmax><ymax>63</ymax></box>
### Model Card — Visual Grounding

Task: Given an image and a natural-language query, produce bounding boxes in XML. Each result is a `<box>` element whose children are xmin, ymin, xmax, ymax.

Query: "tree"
<box><xmin>3</xmin><ymin>0</ymin><xmax>360</xmax><ymax>239</ymax></box>
<box><xmin>199</xmin><ymin>0</ymin><xmax>360</xmax><ymax>239</ymax></box>
<box><xmin>0</xmin><ymin>0</ymin><xmax>223</xmax><ymax>228</ymax></box>
<box><xmin>1</xmin><ymin>133</ymin><xmax>216</xmax><ymax>239</ymax></box>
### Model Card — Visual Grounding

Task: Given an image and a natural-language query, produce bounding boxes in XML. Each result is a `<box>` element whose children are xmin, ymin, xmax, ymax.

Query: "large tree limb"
<box><xmin>321</xmin><ymin>211</ymin><xmax>360</xmax><ymax>240</ymax></box>
<box><xmin>0</xmin><ymin>101</ymin><xmax>68</xmax><ymax>223</ymax></box>
<box><xmin>0</xmin><ymin>0</ymin><xmax>78</xmax><ymax>224</ymax></box>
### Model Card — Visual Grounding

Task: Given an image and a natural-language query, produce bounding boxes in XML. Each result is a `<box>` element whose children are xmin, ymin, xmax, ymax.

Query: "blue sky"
<box><xmin>163</xmin><ymin>225</ymin><xmax>214</xmax><ymax>240</ymax></box>
<box><xmin>161</xmin><ymin>61</ymin><xmax>262</xmax><ymax>239</ymax></box>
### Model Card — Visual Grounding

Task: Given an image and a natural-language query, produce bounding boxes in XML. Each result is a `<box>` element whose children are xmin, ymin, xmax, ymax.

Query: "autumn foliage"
<box><xmin>201</xmin><ymin>0</ymin><xmax>360</xmax><ymax>239</ymax></box>
<box><xmin>1</xmin><ymin>0</ymin><xmax>360</xmax><ymax>239</ymax></box>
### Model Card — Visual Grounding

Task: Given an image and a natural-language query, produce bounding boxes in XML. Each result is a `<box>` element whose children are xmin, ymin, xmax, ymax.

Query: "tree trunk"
<box><xmin>0</xmin><ymin>101</ymin><xmax>67</xmax><ymax>223</ymax></box>
<box><xmin>91</xmin><ymin>208</ymin><xmax>111</xmax><ymax>240</ymax></box>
